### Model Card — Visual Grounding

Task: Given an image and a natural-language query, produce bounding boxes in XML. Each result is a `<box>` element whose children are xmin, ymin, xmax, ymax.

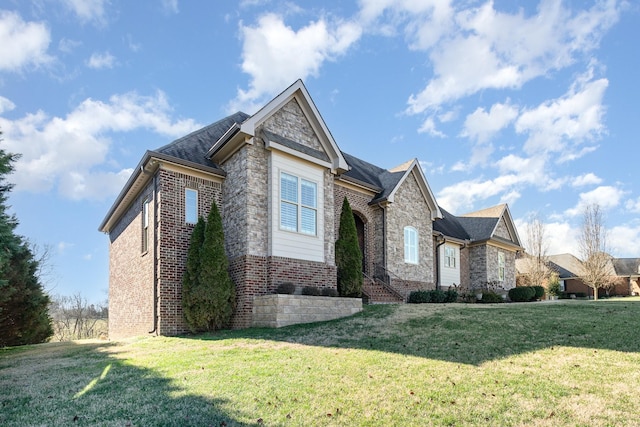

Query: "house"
<box><xmin>516</xmin><ymin>253</ymin><xmax>638</xmax><ymax>298</ymax></box>
<box><xmin>99</xmin><ymin>80</ymin><xmax>523</xmax><ymax>339</ymax></box>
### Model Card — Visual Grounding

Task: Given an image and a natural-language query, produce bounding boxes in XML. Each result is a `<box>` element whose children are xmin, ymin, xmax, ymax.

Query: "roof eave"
<box><xmin>99</xmin><ymin>151</ymin><xmax>226</xmax><ymax>234</ymax></box>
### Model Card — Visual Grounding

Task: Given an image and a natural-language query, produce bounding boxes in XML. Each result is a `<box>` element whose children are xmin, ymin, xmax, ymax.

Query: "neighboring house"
<box><xmin>99</xmin><ymin>80</ymin><xmax>522</xmax><ymax>339</ymax></box>
<box><xmin>516</xmin><ymin>253</ymin><xmax>638</xmax><ymax>298</ymax></box>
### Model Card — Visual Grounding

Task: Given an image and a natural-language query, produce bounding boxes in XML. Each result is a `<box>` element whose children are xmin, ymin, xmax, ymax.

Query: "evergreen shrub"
<box><xmin>508</xmin><ymin>286</ymin><xmax>536</xmax><ymax>302</ymax></box>
<box><xmin>276</xmin><ymin>282</ymin><xmax>296</xmax><ymax>294</ymax></box>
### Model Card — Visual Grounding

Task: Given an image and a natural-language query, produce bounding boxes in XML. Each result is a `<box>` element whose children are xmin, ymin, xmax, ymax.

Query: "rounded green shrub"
<box><xmin>408</xmin><ymin>290</ymin><xmax>431</xmax><ymax>303</ymax></box>
<box><xmin>321</xmin><ymin>287</ymin><xmax>339</xmax><ymax>297</ymax></box>
<box><xmin>508</xmin><ymin>286</ymin><xmax>536</xmax><ymax>302</ymax></box>
<box><xmin>276</xmin><ymin>282</ymin><xmax>296</xmax><ymax>294</ymax></box>
<box><xmin>444</xmin><ymin>289</ymin><xmax>458</xmax><ymax>303</ymax></box>
<box><xmin>302</xmin><ymin>286</ymin><xmax>322</xmax><ymax>296</ymax></box>
<box><xmin>532</xmin><ymin>285</ymin><xmax>545</xmax><ymax>300</ymax></box>
<box><xmin>477</xmin><ymin>290</ymin><xmax>504</xmax><ymax>303</ymax></box>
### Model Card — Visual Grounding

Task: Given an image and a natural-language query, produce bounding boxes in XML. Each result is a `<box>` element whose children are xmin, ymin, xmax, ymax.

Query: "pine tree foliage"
<box><xmin>182</xmin><ymin>200</ymin><xmax>235</xmax><ymax>332</ymax></box>
<box><xmin>181</xmin><ymin>216</ymin><xmax>205</xmax><ymax>331</ymax></box>
<box><xmin>0</xmin><ymin>146</ymin><xmax>53</xmax><ymax>346</ymax></box>
<box><xmin>335</xmin><ymin>197</ymin><xmax>363</xmax><ymax>297</ymax></box>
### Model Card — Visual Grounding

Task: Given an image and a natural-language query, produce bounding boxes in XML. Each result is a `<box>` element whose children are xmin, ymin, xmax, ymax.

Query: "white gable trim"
<box><xmin>386</xmin><ymin>159</ymin><xmax>442</xmax><ymax>220</ymax></box>
<box><xmin>240</xmin><ymin>80</ymin><xmax>348</xmax><ymax>174</ymax></box>
<box><xmin>490</xmin><ymin>205</ymin><xmax>522</xmax><ymax>247</ymax></box>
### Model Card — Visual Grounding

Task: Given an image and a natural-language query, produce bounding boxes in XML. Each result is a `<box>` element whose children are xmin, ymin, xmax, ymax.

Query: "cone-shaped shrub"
<box><xmin>335</xmin><ymin>197</ymin><xmax>363</xmax><ymax>297</ymax></box>
<box><xmin>182</xmin><ymin>200</ymin><xmax>235</xmax><ymax>332</ymax></box>
<box><xmin>182</xmin><ymin>216</ymin><xmax>205</xmax><ymax>331</ymax></box>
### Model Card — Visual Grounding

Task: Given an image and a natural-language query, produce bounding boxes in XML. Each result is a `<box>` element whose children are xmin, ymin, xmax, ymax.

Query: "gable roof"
<box><xmin>340</xmin><ymin>154</ymin><xmax>442</xmax><ymax>219</ymax></box>
<box><xmin>432</xmin><ymin>207</ymin><xmax>471</xmax><ymax>241</ymax></box>
<box><xmin>99</xmin><ymin>113</ymin><xmax>245</xmax><ymax>233</ymax></box>
<box><xmin>460</xmin><ymin>204</ymin><xmax>522</xmax><ymax>247</ymax></box>
<box><xmin>612</xmin><ymin>258</ymin><xmax>640</xmax><ymax>276</ymax></box>
<box><xmin>433</xmin><ymin>203</ymin><xmax>522</xmax><ymax>249</ymax></box>
<box><xmin>547</xmin><ymin>253</ymin><xmax>586</xmax><ymax>278</ymax></box>
<box><xmin>208</xmin><ymin>79</ymin><xmax>348</xmax><ymax>173</ymax></box>
<box><xmin>155</xmin><ymin>112</ymin><xmax>250</xmax><ymax>169</ymax></box>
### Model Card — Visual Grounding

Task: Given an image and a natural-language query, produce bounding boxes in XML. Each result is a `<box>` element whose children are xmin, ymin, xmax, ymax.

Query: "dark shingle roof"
<box><xmin>455</xmin><ymin>216</ymin><xmax>498</xmax><ymax>241</ymax></box>
<box><xmin>433</xmin><ymin>207</ymin><xmax>470</xmax><ymax>240</ymax></box>
<box><xmin>341</xmin><ymin>152</ymin><xmax>404</xmax><ymax>202</ymax></box>
<box><xmin>155</xmin><ymin>111</ymin><xmax>250</xmax><ymax>168</ymax></box>
<box><xmin>612</xmin><ymin>258</ymin><xmax>640</xmax><ymax>276</ymax></box>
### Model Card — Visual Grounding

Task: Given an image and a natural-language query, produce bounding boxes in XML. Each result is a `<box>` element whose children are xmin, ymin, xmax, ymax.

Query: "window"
<box><xmin>185</xmin><ymin>188</ymin><xmax>198</xmax><ymax>224</ymax></box>
<box><xmin>404</xmin><ymin>226</ymin><xmax>418</xmax><ymax>264</ymax></box>
<box><xmin>498</xmin><ymin>251</ymin><xmax>505</xmax><ymax>281</ymax></box>
<box><xmin>444</xmin><ymin>246</ymin><xmax>456</xmax><ymax>268</ymax></box>
<box><xmin>280</xmin><ymin>172</ymin><xmax>317</xmax><ymax>235</ymax></box>
<box><xmin>142</xmin><ymin>199</ymin><xmax>150</xmax><ymax>253</ymax></box>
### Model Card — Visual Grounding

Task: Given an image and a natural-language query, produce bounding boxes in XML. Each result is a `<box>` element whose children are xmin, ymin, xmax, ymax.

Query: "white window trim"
<box><xmin>498</xmin><ymin>251</ymin><xmax>505</xmax><ymax>281</ymax></box>
<box><xmin>444</xmin><ymin>245</ymin><xmax>456</xmax><ymax>268</ymax></box>
<box><xmin>142</xmin><ymin>199</ymin><xmax>150</xmax><ymax>254</ymax></box>
<box><xmin>404</xmin><ymin>226</ymin><xmax>418</xmax><ymax>264</ymax></box>
<box><xmin>279</xmin><ymin>171</ymin><xmax>318</xmax><ymax>236</ymax></box>
<box><xmin>185</xmin><ymin>188</ymin><xmax>198</xmax><ymax>224</ymax></box>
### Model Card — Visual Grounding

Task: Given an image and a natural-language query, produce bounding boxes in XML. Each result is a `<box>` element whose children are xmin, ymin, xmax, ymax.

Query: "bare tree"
<box><xmin>578</xmin><ymin>203</ymin><xmax>615</xmax><ymax>300</ymax></box>
<box><xmin>521</xmin><ymin>213</ymin><xmax>551</xmax><ymax>287</ymax></box>
<box><xmin>49</xmin><ymin>293</ymin><xmax>108</xmax><ymax>341</ymax></box>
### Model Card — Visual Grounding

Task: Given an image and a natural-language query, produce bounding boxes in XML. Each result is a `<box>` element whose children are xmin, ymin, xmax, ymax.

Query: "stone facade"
<box><xmin>253</xmin><ymin>294</ymin><xmax>362</xmax><ymax>328</ymax></box>
<box><xmin>103</xmin><ymin>81</ymin><xmax>523</xmax><ymax>339</ymax></box>
<box><xmin>385</xmin><ymin>172</ymin><xmax>434</xmax><ymax>288</ymax></box>
<box><xmin>468</xmin><ymin>244</ymin><xmax>516</xmax><ymax>289</ymax></box>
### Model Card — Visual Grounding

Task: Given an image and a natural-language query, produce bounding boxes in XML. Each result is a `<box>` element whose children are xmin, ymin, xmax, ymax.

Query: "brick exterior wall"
<box><xmin>334</xmin><ymin>183</ymin><xmax>383</xmax><ymax>277</ymax></box>
<box><xmin>156</xmin><ymin>169</ymin><xmax>222</xmax><ymax>335</ymax></box>
<box><xmin>108</xmin><ymin>182</ymin><xmax>155</xmax><ymax>340</ymax></box>
<box><xmin>222</xmin><ymin>99</ymin><xmax>339</xmax><ymax>329</ymax></box>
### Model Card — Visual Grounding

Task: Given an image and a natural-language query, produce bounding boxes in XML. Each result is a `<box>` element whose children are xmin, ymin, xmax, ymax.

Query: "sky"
<box><xmin>0</xmin><ymin>0</ymin><xmax>638</xmax><ymax>303</ymax></box>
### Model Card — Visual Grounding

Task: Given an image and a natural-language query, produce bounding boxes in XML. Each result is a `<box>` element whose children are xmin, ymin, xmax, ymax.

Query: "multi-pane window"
<box><xmin>498</xmin><ymin>251</ymin><xmax>505</xmax><ymax>281</ymax></box>
<box><xmin>404</xmin><ymin>226</ymin><xmax>418</xmax><ymax>264</ymax></box>
<box><xmin>142</xmin><ymin>199</ymin><xmax>150</xmax><ymax>253</ymax></box>
<box><xmin>280</xmin><ymin>172</ymin><xmax>317</xmax><ymax>235</ymax></box>
<box><xmin>444</xmin><ymin>246</ymin><xmax>456</xmax><ymax>268</ymax></box>
<box><xmin>185</xmin><ymin>188</ymin><xmax>198</xmax><ymax>224</ymax></box>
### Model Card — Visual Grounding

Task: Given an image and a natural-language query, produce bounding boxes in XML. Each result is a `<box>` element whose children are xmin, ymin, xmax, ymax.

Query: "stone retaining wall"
<box><xmin>252</xmin><ymin>295</ymin><xmax>362</xmax><ymax>328</ymax></box>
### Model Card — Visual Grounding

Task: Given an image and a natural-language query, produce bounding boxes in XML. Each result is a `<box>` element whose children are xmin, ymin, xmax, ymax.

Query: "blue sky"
<box><xmin>0</xmin><ymin>0</ymin><xmax>638</xmax><ymax>303</ymax></box>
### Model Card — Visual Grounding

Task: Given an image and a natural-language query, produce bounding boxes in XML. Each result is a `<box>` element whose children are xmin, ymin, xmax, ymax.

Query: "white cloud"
<box><xmin>58</xmin><ymin>38</ymin><xmax>82</xmax><ymax>54</ymax></box>
<box><xmin>62</xmin><ymin>0</ymin><xmax>109</xmax><ymax>26</ymax></box>
<box><xmin>461</xmin><ymin>101</ymin><xmax>519</xmax><ymax>144</ymax></box>
<box><xmin>86</xmin><ymin>51</ymin><xmax>116</xmax><ymax>69</ymax></box>
<box><xmin>0</xmin><ymin>10</ymin><xmax>52</xmax><ymax>72</ymax></box>
<box><xmin>571</xmin><ymin>173</ymin><xmax>602</xmax><ymax>187</ymax></box>
<box><xmin>417</xmin><ymin>115</ymin><xmax>445</xmax><ymax>137</ymax></box>
<box><xmin>565</xmin><ymin>185</ymin><xmax>626</xmax><ymax>217</ymax></box>
<box><xmin>516</xmin><ymin>75</ymin><xmax>608</xmax><ymax>159</ymax></box>
<box><xmin>230</xmin><ymin>13</ymin><xmax>362</xmax><ymax>112</ymax></box>
<box><xmin>358</xmin><ymin>0</ymin><xmax>455</xmax><ymax>49</ymax></box>
<box><xmin>0</xmin><ymin>91</ymin><xmax>200</xmax><ymax>200</ymax></box>
<box><xmin>0</xmin><ymin>96</ymin><xmax>16</xmax><ymax>114</ymax></box>
<box><xmin>161</xmin><ymin>0</ymin><xmax>179</xmax><ymax>14</ymax></box>
<box><xmin>405</xmin><ymin>0</ymin><xmax>620</xmax><ymax>117</ymax></box>
<box><xmin>609</xmin><ymin>222</ymin><xmax>640</xmax><ymax>257</ymax></box>
<box><xmin>625</xmin><ymin>197</ymin><xmax>640</xmax><ymax>214</ymax></box>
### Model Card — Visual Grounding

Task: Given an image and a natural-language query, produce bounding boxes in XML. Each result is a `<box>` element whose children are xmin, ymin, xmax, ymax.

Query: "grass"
<box><xmin>1</xmin><ymin>298</ymin><xmax>639</xmax><ymax>426</ymax></box>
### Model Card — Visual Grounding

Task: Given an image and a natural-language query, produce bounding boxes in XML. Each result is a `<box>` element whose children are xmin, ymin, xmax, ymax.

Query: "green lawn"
<box><xmin>1</xmin><ymin>298</ymin><xmax>639</xmax><ymax>426</ymax></box>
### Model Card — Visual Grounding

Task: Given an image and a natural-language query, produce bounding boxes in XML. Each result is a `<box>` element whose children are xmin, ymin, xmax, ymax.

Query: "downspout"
<box><xmin>434</xmin><ymin>232</ymin><xmax>445</xmax><ymax>290</ymax></box>
<box><xmin>148</xmin><ymin>168</ymin><xmax>159</xmax><ymax>335</ymax></box>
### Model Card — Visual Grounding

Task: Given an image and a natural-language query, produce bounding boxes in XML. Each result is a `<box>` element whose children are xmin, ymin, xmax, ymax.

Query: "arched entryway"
<box><xmin>353</xmin><ymin>213</ymin><xmax>366</xmax><ymax>272</ymax></box>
